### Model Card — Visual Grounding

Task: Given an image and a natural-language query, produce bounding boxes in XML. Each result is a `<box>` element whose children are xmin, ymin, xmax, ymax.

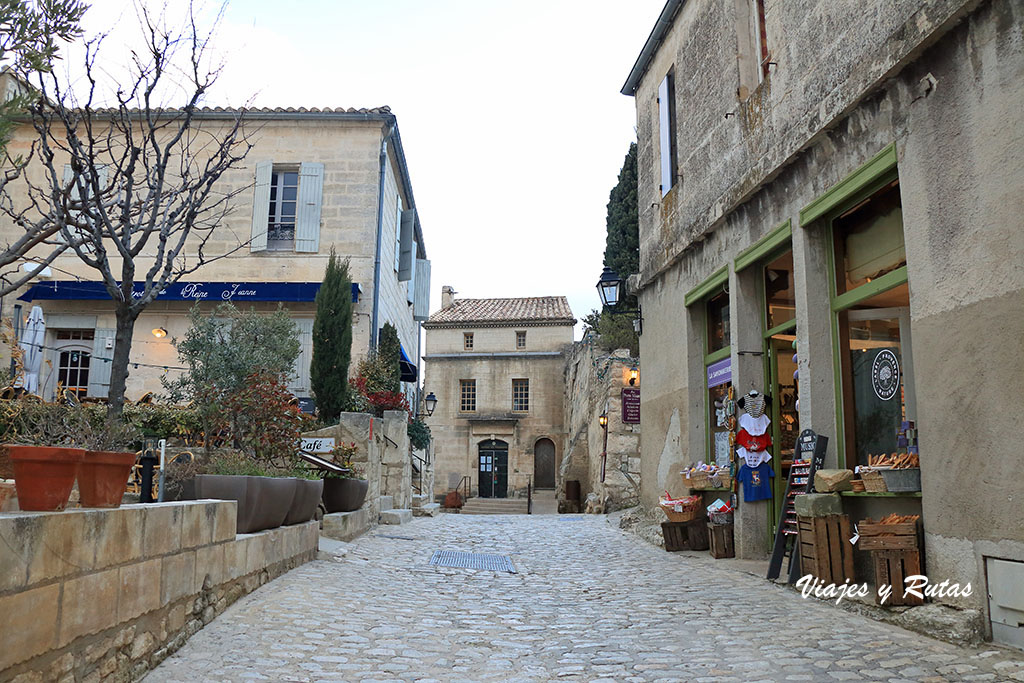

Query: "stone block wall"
<box><xmin>0</xmin><ymin>501</ymin><xmax>318</xmax><ymax>683</ymax></box>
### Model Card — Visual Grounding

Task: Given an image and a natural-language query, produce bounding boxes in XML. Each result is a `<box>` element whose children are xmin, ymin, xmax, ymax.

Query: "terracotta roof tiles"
<box><xmin>424</xmin><ymin>296</ymin><xmax>576</xmax><ymax>328</ymax></box>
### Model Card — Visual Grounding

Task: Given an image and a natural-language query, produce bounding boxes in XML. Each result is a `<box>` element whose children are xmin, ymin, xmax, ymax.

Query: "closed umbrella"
<box><xmin>17</xmin><ymin>306</ymin><xmax>46</xmax><ymax>394</ymax></box>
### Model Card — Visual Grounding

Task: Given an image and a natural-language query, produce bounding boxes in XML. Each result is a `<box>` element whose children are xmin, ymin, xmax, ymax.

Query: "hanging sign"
<box><xmin>300</xmin><ymin>437</ymin><xmax>335</xmax><ymax>454</ymax></box>
<box><xmin>871</xmin><ymin>349</ymin><xmax>901</xmax><ymax>401</ymax></box>
<box><xmin>707</xmin><ymin>357</ymin><xmax>732</xmax><ymax>388</ymax></box>
<box><xmin>621</xmin><ymin>388</ymin><xmax>641</xmax><ymax>424</ymax></box>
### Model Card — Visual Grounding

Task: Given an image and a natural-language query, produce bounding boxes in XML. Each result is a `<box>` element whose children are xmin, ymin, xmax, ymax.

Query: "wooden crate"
<box><xmin>797</xmin><ymin>515</ymin><xmax>855</xmax><ymax>584</ymax></box>
<box><xmin>661</xmin><ymin>519</ymin><xmax>710</xmax><ymax>552</ymax></box>
<box><xmin>708</xmin><ymin>523</ymin><xmax>735</xmax><ymax>559</ymax></box>
<box><xmin>858</xmin><ymin>520</ymin><xmax>921</xmax><ymax>551</ymax></box>
<box><xmin>873</xmin><ymin>549</ymin><xmax>925</xmax><ymax>606</ymax></box>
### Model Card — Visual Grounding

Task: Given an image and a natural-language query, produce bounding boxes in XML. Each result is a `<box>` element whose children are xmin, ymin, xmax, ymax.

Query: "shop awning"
<box><xmin>18</xmin><ymin>280</ymin><xmax>362</xmax><ymax>304</ymax></box>
<box><xmin>399</xmin><ymin>344</ymin><xmax>418</xmax><ymax>383</ymax></box>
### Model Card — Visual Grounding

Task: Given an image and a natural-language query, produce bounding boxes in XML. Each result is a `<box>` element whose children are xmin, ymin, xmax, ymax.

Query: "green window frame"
<box><xmin>802</xmin><ymin>143</ymin><xmax>904</xmax><ymax>467</ymax></box>
<box><xmin>687</xmin><ymin>267</ymin><xmax>733</xmax><ymax>466</ymax></box>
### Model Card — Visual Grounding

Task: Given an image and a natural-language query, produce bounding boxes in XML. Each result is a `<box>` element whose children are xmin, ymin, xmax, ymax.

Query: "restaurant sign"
<box><xmin>622</xmin><ymin>388</ymin><xmax>641</xmax><ymax>424</ymax></box>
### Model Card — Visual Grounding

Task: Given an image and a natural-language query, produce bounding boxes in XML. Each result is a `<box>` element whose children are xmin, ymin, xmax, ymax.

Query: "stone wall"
<box><xmin>561</xmin><ymin>338</ymin><xmax>641</xmax><ymax>511</ymax></box>
<box><xmin>0</xmin><ymin>501</ymin><xmax>318</xmax><ymax>683</ymax></box>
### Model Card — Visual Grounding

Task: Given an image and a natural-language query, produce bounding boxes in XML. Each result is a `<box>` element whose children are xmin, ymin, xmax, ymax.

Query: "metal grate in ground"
<box><xmin>429</xmin><ymin>550</ymin><xmax>516</xmax><ymax>573</ymax></box>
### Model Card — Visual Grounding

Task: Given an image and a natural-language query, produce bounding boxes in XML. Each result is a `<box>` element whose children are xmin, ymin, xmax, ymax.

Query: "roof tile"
<box><xmin>425</xmin><ymin>296</ymin><xmax>575</xmax><ymax>327</ymax></box>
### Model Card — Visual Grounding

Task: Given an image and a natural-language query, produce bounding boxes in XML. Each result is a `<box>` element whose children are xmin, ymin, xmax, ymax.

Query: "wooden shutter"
<box><xmin>398</xmin><ymin>208</ymin><xmax>415</xmax><ymax>281</ymax></box>
<box><xmin>250</xmin><ymin>160</ymin><xmax>272</xmax><ymax>252</ymax></box>
<box><xmin>289</xmin><ymin>319</ymin><xmax>314</xmax><ymax>394</ymax></box>
<box><xmin>406</xmin><ymin>242</ymin><xmax>417</xmax><ymax>303</ymax></box>
<box><xmin>413</xmin><ymin>258</ymin><xmax>431</xmax><ymax>321</ymax></box>
<box><xmin>659</xmin><ymin>74</ymin><xmax>673</xmax><ymax>196</ymax></box>
<box><xmin>87</xmin><ymin>328</ymin><xmax>116</xmax><ymax>398</ymax></box>
<box><xmin>295</xmin><ymin>162</ymin><xmax>324</xmax><ymax>253</ymax></box>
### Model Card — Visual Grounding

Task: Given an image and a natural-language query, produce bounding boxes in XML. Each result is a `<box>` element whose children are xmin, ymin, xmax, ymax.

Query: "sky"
<box><xmin>72</xmin><ymin>0</ymin><xmax>665</xmax><ymax>338</ymax></box>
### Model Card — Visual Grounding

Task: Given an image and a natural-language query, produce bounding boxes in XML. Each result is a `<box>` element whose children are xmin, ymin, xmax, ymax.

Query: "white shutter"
<box><xmin>250</xmin><ymin>160</ymin><xmax>272</xmax><ymax>253</ymax></box>
<box><xmin>398</xmin><ymin>209</ymin><xmax>415</xmax><ymax>281</ymax></box>
<box><xmin>294</xmin><ymin>162</ymin><xmax>324</xmax><ymax>253</ymax></box>
<box><xmin>289</xmin><ymin>319</ymin><xmax>314</xmax><ymax>395</ymax></box>
<box><xmin>658</xmin><ymin>75</ymin><xmax>673</xmax><ymax>196</ymax></box>
<box><xmin>58</xmin><ymin>164</ymin><xmax>75</xmax><ymax>243</ymax></box>
<box><xmin>406</xmin><ymin>242</ymin><xmax>417</xmax><ymax>303</ymax></box>
<box><xmin>87</xmin><ymin>329</ymin><xmax>116</xmax><ymax>398</ymax></box>
<box><xmin>413</xmin><ymin>258</ymin><xmax>431</xmax><ymax>321</ymax></box>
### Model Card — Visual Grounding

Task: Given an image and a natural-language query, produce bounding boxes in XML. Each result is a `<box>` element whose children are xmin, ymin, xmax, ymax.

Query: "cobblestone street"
<box><xmin>148</xmin><ymin>515</ymin><xmax>1024</xmax><ymax>683</ymax></box>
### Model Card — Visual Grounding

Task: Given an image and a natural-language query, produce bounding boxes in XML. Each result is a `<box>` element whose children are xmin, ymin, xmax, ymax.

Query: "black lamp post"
<box><xmin>596</xmin><ymin>267</ymin><xmax>643</xmax><ymax>334</ymax></box>
<box><xmin>423</xmin><ymin>391</ymin><xmax>438</xmax><ymax>417</ymax></box>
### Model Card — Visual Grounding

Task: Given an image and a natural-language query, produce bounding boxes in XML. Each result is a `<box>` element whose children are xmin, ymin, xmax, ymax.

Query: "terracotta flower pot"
<box><xmin>284</xmin><ymin>478</ymin><xmax>324</xmax><ymax>525</ymax></box>
<box><xmin>322</xmin><ymin>477</ymin><xmax>368</xmax><ymax>513</ymax></box>
<box><xmin>78</xmin><ymin>451</ymin><xmax>136</xmax><ymax>508</ymax></box>
<box><xmin>7</xmin><ymin>445</ymin><xmax>85</xmax><ymax>511</ymax></box>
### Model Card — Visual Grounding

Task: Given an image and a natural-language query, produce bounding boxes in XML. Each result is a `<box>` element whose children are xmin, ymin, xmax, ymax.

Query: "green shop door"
<box><xmin>478</xmin><ymin>440</ymin><xmax>508</xmax><ymax>498</ymax></box>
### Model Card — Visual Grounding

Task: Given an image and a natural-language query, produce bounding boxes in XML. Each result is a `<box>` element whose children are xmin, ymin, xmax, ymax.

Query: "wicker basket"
<box><xmin>683</xmin><ymin>471</ymin><xmax>709</xmax><ymax>489</ymax></box>
<box><xmin>709</xmin><ymin>509</ymin><xmax>734</xmax><ymax>525</ymax></box>
<box><xmin>850</xmin><ymin>479</ymin><xmax>866</xmax><ymax>492</ymax></box>
<box><xmin>661</xmin><ymin>505</ymin><xmax>698</xmax><ymax>522</ymax></box>
<box><xmin>708</xmin><ymin>471</ymin><xmax>732</xmax><ymax>490</ymax></box>
<box><xmin>860</xmin><ymin>469</ymin><xmax>888</xmax><ymax>492</ymax></box>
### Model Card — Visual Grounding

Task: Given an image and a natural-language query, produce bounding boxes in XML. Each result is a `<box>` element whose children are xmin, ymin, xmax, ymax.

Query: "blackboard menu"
<box><xmin>621</xmin><ymin>388</ymin><xmax>641</xmax><ymax>424</ymax></box>
<box><xmin>797</xmin><ymin>429</ymin><xmax>828</xmax><ymax>469</ymax></box>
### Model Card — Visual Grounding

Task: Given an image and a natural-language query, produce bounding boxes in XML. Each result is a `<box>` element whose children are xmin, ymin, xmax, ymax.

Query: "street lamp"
<box><xmin>596</xmin><ymin>267</ymin><xmax>643</xmax><ymax>334</ymax></box>
<box><xmin>598</xmin><ymin>411</ymin><xmax>609</xmax><ymax>482</ymax></box>
<box><xmin>598</xmin><ymin>412</ymin><xmax>608</xmax><ymax>428</ymax></box>
<box><xmin>423</xmin><ymin>392</ymin><xmax>438</xmax><ymax>417</ymax></box>
<box><xmin>629</xmin><ymin>365</ymin><xmax>639</xmax><ymax>386</ymax></box>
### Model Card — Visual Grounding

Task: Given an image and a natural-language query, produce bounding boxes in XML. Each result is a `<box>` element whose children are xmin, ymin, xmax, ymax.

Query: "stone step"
<box><xmin>461</xmin><ymin>498</ymin><xmax>530</xmax><ymax>515</ymax></box>
<box><xmin>410</xmin><ymin>493</ymin><xmax>430</xmax><ymax>509</ymax></box>
<box><xmin>380</xmin><ymin>508</ymin><xmax>412</xmax><ymax>525</ymax></box>
<box><xmin>379</xmin><ymin>495</ymin><xmax>394</xmax><ymax>512</ymax></box>
<box><xmin>413</xmin><ymin>503</ymin><xmax>441</xmax><ymax>517</ymax></box>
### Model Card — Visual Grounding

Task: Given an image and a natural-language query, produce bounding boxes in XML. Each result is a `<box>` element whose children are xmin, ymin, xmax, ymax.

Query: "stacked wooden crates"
<box><xmin>796</xmin><ymin>515</ymin><xmax>855</xmax><ymax>584</ymax></box>
<box><xmin>859</xmin><ymin>518</ymin><xmax>924</xmax><ymax>606</ymax></box>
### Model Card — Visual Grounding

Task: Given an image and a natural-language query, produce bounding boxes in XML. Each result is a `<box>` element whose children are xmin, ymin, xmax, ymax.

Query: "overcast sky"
<box><xmin>73</xmin><ymin>1</ymin><xmax>665</xmax><ymax>337</ymax></box>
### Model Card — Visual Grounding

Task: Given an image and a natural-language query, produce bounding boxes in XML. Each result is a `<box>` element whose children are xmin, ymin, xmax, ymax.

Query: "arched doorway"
<box><xmin>534</xmin><ymin>438</ymin><xmax>556</xmax><ymax>490</ymax></box>
<box><xmin>478</xmin><ymin>439</ymin><xmax>508</xmax><ymax>498</ymax></box>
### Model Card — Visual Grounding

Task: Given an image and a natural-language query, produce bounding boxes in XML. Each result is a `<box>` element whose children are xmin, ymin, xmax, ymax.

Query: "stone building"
<box><xmin>422</xmin><ymin>288</ymin><xmax>575</xmax><ymax>500</ymax></box>
<box><xmin>622</xmin><ymin>0</ymin><xmax>1023</xmax><ymax>643</ymax></box>
<box><xmin>0</xmin><ymin>100</ymin><xmax>430</xmax><ymax>406</ymax></box>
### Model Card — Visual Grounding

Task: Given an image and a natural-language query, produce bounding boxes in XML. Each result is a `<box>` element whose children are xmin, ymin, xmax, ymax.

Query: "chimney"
<box><xmin>441</xmin><ymin>286</ymin><xmax>456</xmax><ymax>310</ymax></box>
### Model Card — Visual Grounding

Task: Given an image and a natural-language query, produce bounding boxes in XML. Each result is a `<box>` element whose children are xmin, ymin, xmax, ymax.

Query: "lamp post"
<box><xmin>423</xmin><ymin>391</ymin><xmax>437</xmax><ymax>417</ymax></box>
<box><xmin>599</xmin><ymin>411</ymin><xmax>609</xmax><ymax>483</ymax></box>
<box><xmin>596</xmin><ymin>267</ymin><xmax>643</xmax><ymax>334</ymax></box>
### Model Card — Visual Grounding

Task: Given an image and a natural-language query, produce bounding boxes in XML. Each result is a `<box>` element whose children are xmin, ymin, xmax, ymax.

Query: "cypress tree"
<box><xmin>377</xmin><ymin>322</ymin><xmax>402</xmax><ymax>394</ymax></box>
<box><xmin>311</xmin><ymin>249</ymin><xmax>353</xmax><ymax>422</ymax></box>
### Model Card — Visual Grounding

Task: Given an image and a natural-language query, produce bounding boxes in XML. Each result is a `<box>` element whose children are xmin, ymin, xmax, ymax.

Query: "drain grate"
<box><xmin>429</xmin><ymin>550</ymin><xmax>516</xmax><ymax>573</ymax></box>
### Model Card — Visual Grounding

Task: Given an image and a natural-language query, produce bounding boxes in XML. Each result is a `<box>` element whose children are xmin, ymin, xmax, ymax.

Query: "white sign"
<box><xmin>301</xmin><ymin>437</ymin><xmax>335</xmax><ymax>454</ymax></box>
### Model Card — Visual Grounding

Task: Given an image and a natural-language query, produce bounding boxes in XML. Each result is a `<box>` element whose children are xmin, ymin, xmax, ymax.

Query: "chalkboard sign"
<box><xmin>621</xmin><ymin>388</ymin><xmax>640</xmax><ymax>424</ymax></box>
<box><xmin>797</xmin><ymin>429</ymin><xmax>828</xmax><ymax>470</ymax></box>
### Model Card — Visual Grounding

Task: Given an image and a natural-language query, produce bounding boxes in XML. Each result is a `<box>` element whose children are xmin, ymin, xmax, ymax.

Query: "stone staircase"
<box><xmin>378</xmin><ymin>495</ymin><xmax>412</xmax><ymax>525</ymax></box>
<box><xmin>411</xmin><ymin>493</ymin><xmax>440</xmax><ymax>517</ymax></box>
<box><xmin>460</xmin><ymin>497</ymin><xmax>530</xmax><ymax>515</ymax></box>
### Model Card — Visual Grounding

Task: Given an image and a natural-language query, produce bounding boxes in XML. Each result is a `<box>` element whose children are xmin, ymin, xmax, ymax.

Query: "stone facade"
<box><xmin>0</xmin><ymin>104</ymin><xmax>429</xmax><ymax>406</ymax></box>
<box><xmin>0</xmin><ymin>501</ymin><xmax>318</xmax><ymax>682</ymax></box>
<box><xmin>623</xmin><ymin>0</ymin><xmax>1024</xmax><ymax>641</ymax></box>
<box><xmin>561</xmin><ymin>338</ymin><xmax>641</xmax><ymax>511</ymax></box>
<box><xmin>423</xmin><ymin>290</ymin><xmax>575</xmax><ymax>501</ymax></box>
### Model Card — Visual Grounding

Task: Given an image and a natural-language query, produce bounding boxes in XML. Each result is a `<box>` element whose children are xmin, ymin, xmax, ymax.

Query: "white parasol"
<box><xmin>17</xmin><ymin>306</ymin><xmax>46</xmax><ymax>394</ymax></box>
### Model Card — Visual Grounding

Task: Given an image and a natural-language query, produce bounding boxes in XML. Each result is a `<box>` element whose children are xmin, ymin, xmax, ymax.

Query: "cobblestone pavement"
<box><xmin>149</xmin><ymin>514</ymin><xmax>1024</xmax><ymax>682</ymax></box>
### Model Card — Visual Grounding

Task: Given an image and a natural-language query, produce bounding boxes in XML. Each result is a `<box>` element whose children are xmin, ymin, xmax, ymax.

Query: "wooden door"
<box><xmin>534</xmin><ymin>438</ymin><xmax>555</xmax><ymax>489</ymax></box>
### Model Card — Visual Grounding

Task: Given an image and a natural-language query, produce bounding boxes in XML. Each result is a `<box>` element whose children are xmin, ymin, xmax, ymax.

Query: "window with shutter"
<box><xmin>413</xmin><ymin>258</ymin><xmax>431</xmax><ymax>321</ymax></box>
<box><xmin>394</xmin><ymin>196</ymin><xmax>402</xmax><ymax>272</ymax></box>
<box><xmin>398</xmin><ymin>209</ymin><xmax>415</xmax><ymax>282</ymax></box>
<box><xmin>251</xmin><ymin>161</ymin><xmax>322</xmax><ymax>253</ymax></box>
<box><xmin>61</xmin><ymin>163</ymin><xmax>107</xmax><ymax>248</ymax></box>
<box><xmin>294</xmin><ymin>162</ymin><xmax>323</xmax><ymax>253</ymax></box>
<box><xmin>658</xmin><ymin>71</ymin><xmax>677</xmax><ymax>196</ymax></box>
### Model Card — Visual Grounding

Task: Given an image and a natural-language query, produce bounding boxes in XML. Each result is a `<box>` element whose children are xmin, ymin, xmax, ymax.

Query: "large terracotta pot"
<box><xmin>78</xmin><ymin>450</ymin><xmax>136</xmax><ymax>508</ymax></box>
<box><xmin>284</xmin><ymin>478</ymin><xmax>324</xmax><ymax>525</ymax></box>
<box><xmin>322</xmin><ymin>477</ymin><xmax>368</xmax><ymax>513</ymax></box>
<box><xmin>244</xmin><ymin>477</ymin><xmax>298</xmax><ymax>532</ymax></box>
<box><xmin>7</xmin><ymin>445</ymin><xmax>85</xmax><ymax>511</ymax></box>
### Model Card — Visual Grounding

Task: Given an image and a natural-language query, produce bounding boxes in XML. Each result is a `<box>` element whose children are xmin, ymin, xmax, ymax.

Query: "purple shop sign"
<box><xmin>622</xmin><ymin>388</ymin><xmax>641</xmax><ymax>424</ymax></box>
<box><xmin>706</xmin><ymin>357</ymin><xmax>732</xmax><ymax>388</ymax></box>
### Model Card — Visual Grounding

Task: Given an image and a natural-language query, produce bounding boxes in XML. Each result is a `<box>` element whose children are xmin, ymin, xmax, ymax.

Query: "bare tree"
<box><xmin>0</xmin><ymin>0</ymin><xmax>87</xmax><ymax>295</ymax></box>
<box><xmin>7</xmin><ymin>4</ymin><xmax>255</xmax><ymax>415</ymax></box>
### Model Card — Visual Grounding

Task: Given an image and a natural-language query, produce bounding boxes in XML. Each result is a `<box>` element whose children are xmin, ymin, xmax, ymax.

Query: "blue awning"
<box><xmin>18</xmin><ymin>280</ymin><xmax>361</xmax><ymax>304</ymax></box>
<box><xmin>399</xmin><ymin>344</ymin><xmax>417</xmax><ymax>383</ymax></box>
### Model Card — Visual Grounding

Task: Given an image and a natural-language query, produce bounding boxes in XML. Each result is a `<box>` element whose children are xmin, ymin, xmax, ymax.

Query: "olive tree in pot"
<box><xmin>321</xmin><ymin>443</ymin><xmax>368</xmax><ymax>513</ymax></box>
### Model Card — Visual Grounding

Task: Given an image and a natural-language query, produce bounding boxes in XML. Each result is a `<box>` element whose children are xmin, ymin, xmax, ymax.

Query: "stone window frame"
<box><xmin>515</xmin><ymin>330</ymin><xmax>527</xmax><ymax>349</ymax></box>
<box><xmin>463</xmin><ymin>332</ymin><xmax>474</xmax><ymax>350</ymax></box>
<box><xmin>460</xmin><ymin>379</ymin><xmax>476</xmax><ymax>413</ymax></box>
<box><xmin>512</xmin><ymin>378</ymin><xmax>529</xmax><ymax>413</ymax></box>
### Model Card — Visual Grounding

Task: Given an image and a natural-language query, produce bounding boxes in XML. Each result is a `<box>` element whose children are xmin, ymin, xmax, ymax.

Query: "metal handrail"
<box><xmin>455</xmin><ymin>475</ymin><xmax>470</xmax><ymax>503</ymax></box>
<box><xmin>527</xmin><ymin>476</ymin><xmax>532</xmax><ymax>515</ymax></box>
<box><xmin>411</xmin><ymin>451</ymin><xmax>426</xmax><ymax>495</ymax></box>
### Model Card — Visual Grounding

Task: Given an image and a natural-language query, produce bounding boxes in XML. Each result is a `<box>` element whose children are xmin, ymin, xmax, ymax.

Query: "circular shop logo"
<box><xmin>872</xmin><ymin>349</ymin><xmax>901</xmax><ymax>401</ymax></box>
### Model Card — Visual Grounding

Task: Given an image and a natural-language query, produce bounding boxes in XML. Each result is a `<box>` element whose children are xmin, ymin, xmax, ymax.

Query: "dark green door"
<box><xmin>478</xmin><ymin>440</ymin><xmax>508</xmax><ymax>498</ymax></box>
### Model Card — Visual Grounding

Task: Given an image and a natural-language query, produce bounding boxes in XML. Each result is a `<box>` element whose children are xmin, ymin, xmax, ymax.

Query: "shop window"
<box><xmin>706</xmin><ymin>290</ymin><xmax>730</xmax><ymax>353</ymax></box>
<box><xmin>460</xmin><ymin>379</ymin><xmax>476</xmax><ymax>413</ymax></box>
<box><xmin>764</xmin><ymin>251</ymin><xmax>795</xmax><ymax>330</ymax></box>
<box><xmin>833</xmin><ymin>181</ymin><xmax>905</xmax><ymax>295</ymax></box>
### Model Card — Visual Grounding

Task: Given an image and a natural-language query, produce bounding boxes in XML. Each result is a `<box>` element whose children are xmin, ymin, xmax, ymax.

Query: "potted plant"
<box><xmin>283</xmin><ymin>473</ymin><xmax>323</xmax><ymax>526</ymax></box>
<box><xmin>3</xmin><ymin>398</ymin><xmax>86</xmax><ymax>512</ymax></box>
<box><xmin>77</xmin><ymin>419</ymin><xmax>140</xmax><ymax>508</ymax></box>
<box><xmin>321</xmin><ymin>443</ymin><xmax>368</xmax><ymax>513</ymax></box>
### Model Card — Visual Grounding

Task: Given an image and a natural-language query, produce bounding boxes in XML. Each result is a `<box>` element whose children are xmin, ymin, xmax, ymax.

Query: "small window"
<box><xmin>833</xmin><ymin>181</ymin><xmax>905</xmax><ymax>295</ymax></box>
<box><xmin>512</xmin><ymin>379</ymin><xmax>529</xmax><ymax>412</ymax></box>
<box><xmin>460</xmin><ymin>379</ymin><xmax>476</xmax><ymax>412</ymax></box>
<box><xmin>706</xmin><ymin>290</ymin><xmax>730</xmax><ymax>353</ymax></box>
<box><xmin>268</xmin><ymin>169</ymin><xmax>299</xmax><ymax>250</ymax></box>
<box><xmin>464</xmin><ymin>332</ymin><xmax>474</xmax><ymax>350</ymax></box>
<box><xmin>55</xmin><ymin>329</ymin><xmax>95</xmax><ymax>341</ymax></box>
<box><xmin>516</xmin><ymin>331</ymin><xmax>527</xmax><ymax>349</ymax></box>
<box><xmin>658</xmin><ymin>69</ymin><xmax>678</xmax><ymax>196</ymax></box>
